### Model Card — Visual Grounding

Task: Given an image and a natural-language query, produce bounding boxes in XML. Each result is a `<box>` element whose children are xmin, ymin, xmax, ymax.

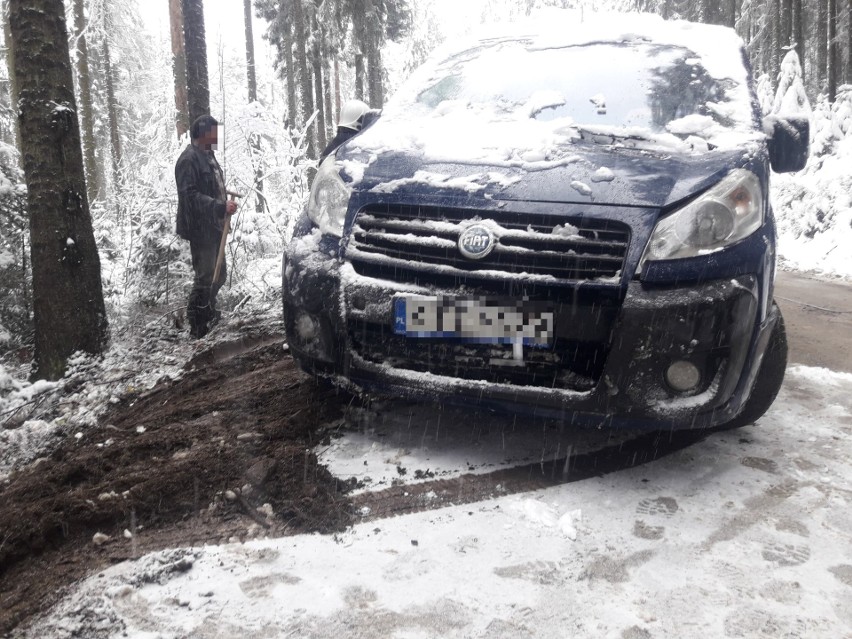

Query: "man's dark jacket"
<box><xmin>175</xmin><ymin>143</ymin><xmax>226</xmax><ymax>244</ymax></box>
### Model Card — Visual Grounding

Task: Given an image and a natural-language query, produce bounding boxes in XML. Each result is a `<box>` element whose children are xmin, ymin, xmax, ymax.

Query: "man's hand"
<box><xmin>226</xmin><ymin>200</ymin><xmax>238</xmax><ymax>215</ymax></box>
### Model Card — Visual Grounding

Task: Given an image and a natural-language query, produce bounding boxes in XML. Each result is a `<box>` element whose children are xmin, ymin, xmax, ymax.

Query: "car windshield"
<box><xmin>416</xmin><ymin>41</ymin><xmax>753</xmax><ymax>136</ymax></box>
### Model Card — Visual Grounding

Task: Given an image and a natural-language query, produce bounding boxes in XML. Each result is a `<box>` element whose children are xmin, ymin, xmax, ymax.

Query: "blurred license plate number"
<box><xmin>393</xmin><ymin>296</ymin><xmax>553</xmax><ymax>346</ymax></box>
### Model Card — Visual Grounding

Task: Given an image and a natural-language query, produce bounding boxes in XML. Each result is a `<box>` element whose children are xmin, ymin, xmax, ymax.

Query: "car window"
<box><xmin>416</xmin><ymin>42</ymin><xmax>749</xmax><ymax>135</ymax></box>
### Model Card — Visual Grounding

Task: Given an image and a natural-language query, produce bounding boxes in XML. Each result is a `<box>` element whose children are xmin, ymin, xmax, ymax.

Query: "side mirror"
<box><xmin>763</xmin><ymin>115</ymin><xmax>810</xmax><ymax>173</ymax></box>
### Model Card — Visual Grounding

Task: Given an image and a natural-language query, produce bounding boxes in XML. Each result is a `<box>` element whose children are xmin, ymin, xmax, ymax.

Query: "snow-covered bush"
<box><xmin>771</xmin><ymin>50</ymin><xmax>810</xmax><ymax>116</ymax></box>
<box><xmin>755</xmin><ymin>73</ymin><xmax>774</xmax><ymax>115</ymax></box>
<box><xmin>810</xmin><ymin>85</ymin><xmax>852</xmax><ymax>157</ymax></box>
<box><xmin>773</xmin><ymin>85</ymin><xmax>852</xmax><ymax>278</ymax></box>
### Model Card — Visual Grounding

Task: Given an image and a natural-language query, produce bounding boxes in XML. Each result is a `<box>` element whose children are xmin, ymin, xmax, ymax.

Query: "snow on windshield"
<box><xmin>351</xmin><ymin>11</ymin><xmax>761</xmax><ymax>167</ymax></box>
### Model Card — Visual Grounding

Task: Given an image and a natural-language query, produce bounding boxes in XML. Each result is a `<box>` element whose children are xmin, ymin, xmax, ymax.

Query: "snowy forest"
<box><xmin>2</xmin><ymin>2</ymin><xmax>852</xmax><ymax>636</ymax></box>
<box><xmin>0</xmin><ymin>0</ymin><xmax>850</xmax><ymax>407</ymax></box>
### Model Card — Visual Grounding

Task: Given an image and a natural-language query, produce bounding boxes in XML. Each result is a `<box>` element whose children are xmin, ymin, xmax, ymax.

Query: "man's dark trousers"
<box><xmin>188</xmin><ymin>241</ymin><xmax>226</xmax><ymax>338</ymax></box>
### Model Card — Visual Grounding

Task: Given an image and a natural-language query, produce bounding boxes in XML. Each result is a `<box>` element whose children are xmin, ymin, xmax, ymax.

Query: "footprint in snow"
<box><xmin>636</xmin><ymin>496</ymin><xmax>679</xmax><ymax>518</ymax></box>
<box><xmin>632</xmin><ymin>520</ymin><xmax>665</xmax><ymax>540</ymax></box>
<box><xmin>740</xmin><ymin>456</ymin><xmax>779</xmax><ymax>474</ymax></box>
<box><xmin>761</xmin><ymin>543</ymin><xmax>811</xmax><ymax>567</ymax></box>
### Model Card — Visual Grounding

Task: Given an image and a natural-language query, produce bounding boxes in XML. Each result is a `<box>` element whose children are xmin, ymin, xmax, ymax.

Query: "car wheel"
<box><xmin>718</xmin><ymin>302</ymin><xmax>788</xmax><ymax>430</ymax></box>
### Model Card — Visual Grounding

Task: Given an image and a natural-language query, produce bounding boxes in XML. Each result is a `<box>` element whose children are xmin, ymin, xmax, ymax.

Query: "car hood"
<box><xmin>336</xmin><ymin>124</ymin><xmax>763</xmax><ymax>210</ymax></box>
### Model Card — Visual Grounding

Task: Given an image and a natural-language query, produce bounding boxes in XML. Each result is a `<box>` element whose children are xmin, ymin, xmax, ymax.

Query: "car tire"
<box><xmin>718</xmin><ymin>302</ymin><xmax>788</xmax><ymax>430</ymax></box>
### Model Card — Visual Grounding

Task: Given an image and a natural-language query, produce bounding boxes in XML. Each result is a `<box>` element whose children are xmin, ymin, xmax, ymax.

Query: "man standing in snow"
<box><xmin>175</xmin><ymin>115</ymin><xmax>237</xmax><ymax>339</ymax></box>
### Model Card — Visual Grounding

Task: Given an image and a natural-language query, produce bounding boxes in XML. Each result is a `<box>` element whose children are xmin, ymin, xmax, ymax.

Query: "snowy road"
<box><xmin>16</xmin><ymin>274</ymin><xmax>852</xmax><ymax>638</ymax></box>
<box><xmin>775</xmin><ymin>271</ymin><xmax>852</xmax><ymax>374</ymax></box>
<box><xmin>22</xmin><ymin>370</ymin><xmax>852</xmax><ymax>637</ymax></box>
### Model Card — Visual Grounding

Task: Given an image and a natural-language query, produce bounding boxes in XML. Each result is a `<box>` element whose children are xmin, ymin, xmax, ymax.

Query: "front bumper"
<box><xmin>283</xmin><ymin>224</ymin><xmax>773</xmax><ymax>431</ymax></box>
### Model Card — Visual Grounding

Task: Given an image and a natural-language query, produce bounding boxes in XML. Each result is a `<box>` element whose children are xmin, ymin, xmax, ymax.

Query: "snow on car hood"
<box><xmin>337</xmin><ymin>130</ymin><xmax>759</xmax><ymax>209</ymax></box>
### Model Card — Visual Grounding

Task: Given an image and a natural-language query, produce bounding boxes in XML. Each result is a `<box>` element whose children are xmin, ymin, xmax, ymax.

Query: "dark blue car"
<box><xmin>282</xmin><ymin>15</ymin><xmax>809</xmax><ymax>431</ymax></box>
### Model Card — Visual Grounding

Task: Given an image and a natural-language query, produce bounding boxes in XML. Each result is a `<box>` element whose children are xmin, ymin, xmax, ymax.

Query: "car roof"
<box><xmin>440</xmin><ymin>10</ymin><xmax>746</xmax><ymax>79</ymax></box>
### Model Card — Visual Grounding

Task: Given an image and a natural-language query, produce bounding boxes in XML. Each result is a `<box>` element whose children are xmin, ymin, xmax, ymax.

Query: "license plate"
<box><xmin>393</xmin><ymin>295</ymin><xmax>553</xmax><ymax>346</ymax></box>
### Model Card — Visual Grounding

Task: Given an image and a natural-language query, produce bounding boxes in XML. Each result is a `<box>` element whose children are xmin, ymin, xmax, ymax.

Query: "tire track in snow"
<box><xmin>351</xmin><ymin>430</ymin><xmax>708</xmax><ymax>521</ymax></box>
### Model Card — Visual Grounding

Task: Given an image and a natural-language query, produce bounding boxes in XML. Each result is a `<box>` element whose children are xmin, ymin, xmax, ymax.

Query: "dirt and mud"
<box><xmin>0</xmin><ymin>340</ymin><xmax>354</xmax><ymax>634</ymax></box>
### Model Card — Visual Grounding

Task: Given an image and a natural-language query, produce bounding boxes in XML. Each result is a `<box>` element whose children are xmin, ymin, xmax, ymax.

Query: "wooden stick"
<box><xmin>213</xmin><ymin>202</ymin><xmax>230</xmax><ymax>285</ymax></box>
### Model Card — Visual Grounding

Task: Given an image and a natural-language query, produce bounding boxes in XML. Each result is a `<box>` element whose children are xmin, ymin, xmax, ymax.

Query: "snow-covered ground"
<box><xmin>23</xmin><ymin>364</ymin><xmax>852</xmax><ymax>638</ymax></box>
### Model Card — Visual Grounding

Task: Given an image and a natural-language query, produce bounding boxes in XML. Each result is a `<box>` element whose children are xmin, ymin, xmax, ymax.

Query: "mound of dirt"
<box><xmin>0</xmin><ymin>340</ymin><xmax>353</xmax><ymax>634</ymax></box>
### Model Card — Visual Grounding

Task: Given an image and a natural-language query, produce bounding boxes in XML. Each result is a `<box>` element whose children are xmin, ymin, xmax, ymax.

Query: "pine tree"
<box><xmin>8</xmin><ymin>0</ymin><xmax>108</xmax><ymax>380</ymax></box>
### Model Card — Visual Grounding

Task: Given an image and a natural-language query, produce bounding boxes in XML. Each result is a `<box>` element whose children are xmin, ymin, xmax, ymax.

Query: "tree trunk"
<box><xmin>771</xmin><ymin>0</ymin><xmax>782</xmax><ymax>79</ymax></box>
<box><xmin>293</xmin><ymin>0</ymin><xmax>316</xmax><ymax>157</ymax></box>
<box><xmin>816</xmin><ymin>0</ymin><xmax>827</xmax><ymax>94</ymax></box>
<box><xmin>102</xmin><ymin>7</ymin><xmax>122</xmax><ymax>199</ymax></box>
<box><xmin>182</xmin><ymin>0</ymin><xmax>210</xmax><ymax>124</ymax></box>
<box><xmin>354</xmin><ymin>52</ymin><xmax>365</xmax><ymax>101</ymax></box>
<box><xmin>169</xmin><ymin>0</ymin><xmax>190</xmax><ymax>138</ymax></box>
<box><xmin>243</xmin><ymin>0</ymin><xmax>265</xmax><ymax>213</ymax></box>
<box><xmin>792</xmin><ymin>0</ymin><xmax>803</xmax><ymax>83</ymax></box>
<box><xmin>282</xmin><ymin>8</ymin><xmax>297</xmax><ymax>130</ymax></box>
<box><xmin>71</xmin><ymin>0</ymin><xmax>100</xmax><ymax>204</ymax></box>
<box><xmin>321</xmin><ymin>27</ymin><xmax>334</xmax><ymax>134</ymax></box>
<box><xmin>367</xmin><ymin>40</ymin><xmax>384</xmax><ymax>108</ymax></box>
<box><xmin>310</xmin><ymin>13</ymin><xmax>327</xmax><ymax>153</ymax></box>
<box><xmin>725</xmin><ymin>0</ymin><xmax>737</xmax><ymax>29</ymax></box>
<box><xmin>8</xmin><ymin>0</ymin><xmax>108</xmax><ymax>380</ymax></box>
<box><xmin>847</xmin><ymin>2</ymin><xmax>852</xmax><ymax>86</ymax></box>
<box><xmin>244</xmin><ymin>0</ymin><xmax>258</xmax><ymax>103</ymax></box>
<box><xmin>334</xmin><ymin>57</ymin><xmax>341</xmax><ymax>123</ymax></box>
<box><xmin>781</xmin><ymin>0</ymin><xmax>792</xmax><ymax>48</ymax></box>
<box><xmin>827</xmin><ymin>0</ymin><xmax>838</xmax><ymax>101</ymax></box>
<box><xmin>2</xmin><ymin>0</ymin><xmax>21</xmax><ymax>151</ymax></box>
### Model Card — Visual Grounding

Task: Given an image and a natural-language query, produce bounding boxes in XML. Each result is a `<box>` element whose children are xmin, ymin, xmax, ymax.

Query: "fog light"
<box><xmin>293</xmin><ymin>310</ymin><xmax>333</xmax><ymax>362</ymax></box>
<box><xmin>295</xmin><ymin>311</ymin><xmax>320</xmax><ymax>342</ymax></box>
<box><xmin>666</xmin><ymin>360</ymin><xmax>701</xmax><ymax>392</ymax></box>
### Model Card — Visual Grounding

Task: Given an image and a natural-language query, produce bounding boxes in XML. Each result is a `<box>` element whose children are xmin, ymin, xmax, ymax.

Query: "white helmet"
<box><xmin>338</xmin><ymin>99</ymin><xmax>370</xmax><ymax>130</ymax></box>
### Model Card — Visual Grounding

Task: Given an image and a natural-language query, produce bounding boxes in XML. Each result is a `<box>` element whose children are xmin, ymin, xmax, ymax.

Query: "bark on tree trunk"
<box><xmin>847</xmin><ymin>3</ymin><xmax>852</xmax><ymax>85</ymax></box>
<box><xmin>792</xmin><ymin>0</ymin><xmax>803</xmax><ymax>83</ymax></box>
<box><xmin>781</xmin><ymin>0</ymin><xmax>792</xmax><ymax>47</ymax></box>
<box><xmin>725</xmin><ymin>0</ymin><xmax>737</xmax><ymax>29</ymax></box>
<box><xmin>71</xmin><ymin>0</ymin><xmax>100</xmax><ymax>204</ymax></box>
<box><xmin>334</xmin><ymin>57</ymin><xmax>341</xmax><ymax>123</ymax></box>
<box><xmin>170</xmin><ymin>0</ymin><xmax>190</xmax><ymax>138</ymax></box>
<box><xmin>243</xmin><ymin>0</ymin><xmax>265</xmax><ymax>213</ymax></box>
<box><xmin>284</xmin><ymin>12</ymin><xmax>299</xmax><ymax>129</ymax></box>
<box><xmin>772</xmin><ymin>0</ymin><xmax>782</xmax><ymax>79</ymax></box>
<box><xmin>310</xmin><ymin>13</ymin><xmax>327</xmax><ymax>153</ymax></box>
<box><xmin>293</xmin><ymin>0</ymin><xmax>316</xmax><ymax>157</ymax></box>
<box><xmin>244</xmin><ymin>0</ymin><xmax>258</xmax><ymax>104</ymax></box>
<box><xmin>182</xmin><ymin>0</ymin><xmax>210</xmax><ymax>124</ymax></box>
<box><xmin>827</xmin><ymin>0</ymin><xmax>838</xmax><ymax>101</ymax></box>
<box><xmin>8</xmin><ymin>0</ymin><xmax>108</xmax><ymax>380</ymax></box>
<box><xmin>354</xmin><ymin>52</ymin><xmax>365</xmax><ymax>102</ymax></box>
<box><xmin>367</xmin><ymin>42</ymin><xmax>384</xmax><ymax>109</ymax></box>
<box><xmin>282</xmin><ymin>7</ymin><xmax>297</xmax><ymax>130</ymax></box>
<box><xmin>321</xmin><ymin>28</ymin><xmax>334</xmax><ymax>134</ymax></box>
<box><xmin>2</xmin><ymin>0</ymin><xmax>21</xmax><ymax>151</ymax></box>
<box><xmin>816</xmin><ymin>0</ymin><xmax>827</xmax><ymax>94</ymax></box>
<box><xmin>102</xmin><ymin>7</ymin><xmax>122</xmax><ymax>200</ymax></box>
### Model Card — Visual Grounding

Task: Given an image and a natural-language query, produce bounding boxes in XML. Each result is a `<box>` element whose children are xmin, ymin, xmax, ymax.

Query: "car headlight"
<box><xmin>307</xmin><ymin>158</ymin><xmax>351</xmax><ymax>237</ymax></box>
<box><xmin>639</xmin><ymin>169</ymin><xmax>763</xmax><ymax>270</ymax></box>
